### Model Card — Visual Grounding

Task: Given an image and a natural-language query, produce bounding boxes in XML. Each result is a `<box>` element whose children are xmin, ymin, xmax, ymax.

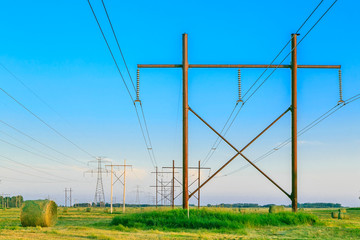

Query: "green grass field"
<box><xmin>0</xmin><ymin>207</ymin><xmax>359</xmax><ymax>239</ymax></box>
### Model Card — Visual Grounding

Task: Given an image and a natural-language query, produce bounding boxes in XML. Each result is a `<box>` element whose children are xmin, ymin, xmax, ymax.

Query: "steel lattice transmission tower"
<box><xmin>85</xmin><ymin>157</ymin><xmax>110</xmax><ymax>207</ymax></box>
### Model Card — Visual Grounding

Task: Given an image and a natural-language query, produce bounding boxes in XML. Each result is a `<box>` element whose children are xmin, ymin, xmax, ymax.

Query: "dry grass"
<box><xmin>0</xmin><ymin>207</ymin><xmax>359</xmax><ymax>239</ymax></box>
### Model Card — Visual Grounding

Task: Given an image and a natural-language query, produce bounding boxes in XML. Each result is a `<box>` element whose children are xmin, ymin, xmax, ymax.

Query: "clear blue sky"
<box><xmin>0</xmin><ymin>0</ymin><xmax>359</xmax><ymax>206</ymax></box>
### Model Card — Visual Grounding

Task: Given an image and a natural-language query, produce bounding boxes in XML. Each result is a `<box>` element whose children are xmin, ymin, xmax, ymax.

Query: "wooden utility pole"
<box><xmin>106</xmin><ymin>160</ymin><xmax>132</xmax><ymax>213</ymax></box>
<box><xmin>291</xmin><ymin>34</ymin><xmax>298</xmax><ymax>212</ymax></box>
<box><xmin>182</xmin><ymin>34</ymin><xmax>189</xmax><ymax>209</ymax></box>
<box><xmin>163</xmin><ymin>161</ymin><xmax>210</xmax><ymax>209</ymax></box>
<box><xmin>138</xmin><ymin>33</ymin><xmax>340</xmax><ymax>212</ymax></box>
<box><xmin>151</xmin><ymin>168</ymin><xmax>179</xmax><ymax>208</ymax></box>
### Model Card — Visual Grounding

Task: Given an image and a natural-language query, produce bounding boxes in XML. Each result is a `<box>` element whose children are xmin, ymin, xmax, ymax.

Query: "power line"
<box><xmin>0</xmin><ymin>63</ymin><xmax>97</xmax><ymax>155</ymax></box>
<box><xmin>0</xmin><ymin>119</ymin><xmax>86</xmax><ymax>165</ymax></box>
<box><xmin>0</xmin><ymin>175</ymin><xmax>60</xmax><ymax>184</ymax></box>
<box><xmin>0</xmin><ymin>87</ymin><xmax>95</xmax><ymax>159</ymax></box>
<box><xmin>100</xmin><ymin>0</ymin><xmax>136</xmax><ymax>92</ymax></box>
<box><xmin>220</xmin><ymin>92</ymin><xmax>360</xmax><ymax>177</ymax></box>
<box><xmin>0</xmin><ymin>63</ymin><xmax>65</xmax><ymax>119</ymax></box>
<box><xmin>100</xmin><ymin>0</ymin><xmax>159</xmax><ymax>168</ymax></box>
<box><xmin>86</xmin><ymin>0</ymin><xmax>135</xmax><ymax>102</ymax></box>
<box><xmin>134</xmin><ymin>104</ymin><xmax>157</xmax><ymax>167</ymax></box>
<box><xmin>243</xmin><ymin>0</ymin><xmax>338</xmax><ymax>104</ymax></box>
<box><xmin>0</xmin><ymin>154</ymin><xmax>78</xmax><ymax>182</ymax></box>
<box><xmin>86</xmin><ymin>0</ymin><xmax>158</xmax><ymax>168</ymax></box>
<box><xmin>201</xmin><ymin>0</ymin><xmax>335</xmax><ymax>166</ymax></box>
<box><xmin>0</xmin><ymin>161</ymin><xmax>72</xmax><ymax>183</ymax></box>
<box><xmin>139</xmin><ymin>104</ymin><xmax>158</xmax><ymax>166</ymax></box>
<box><xmin>0</xmin><ymin>129</ymin><xmax>73</xmax><ymax>166</ymax></box>
<box><xmin>0</xmin><ymin>136</ymin><xmax>72</xmax><ymax>166</ymax></box>
<box><xmin>201</xmin><ymin>103</ymin><xmax>241</xmax><ymax>167</ymax></box>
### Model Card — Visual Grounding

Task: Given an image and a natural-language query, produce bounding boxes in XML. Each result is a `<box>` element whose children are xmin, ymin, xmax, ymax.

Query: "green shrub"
<box><xmin>85</xmin><ymin>207</ymin><xmax>91</xmax><ymax>212</ymax></box>
<box><xmin>110</xmin><ymin>208</ymin><xmax>318</xmax><ymax>230</ymax></box>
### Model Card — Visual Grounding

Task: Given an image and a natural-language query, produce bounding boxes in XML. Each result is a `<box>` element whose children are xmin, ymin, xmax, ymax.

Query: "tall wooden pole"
<box><xmin>182</xmin><ymin>33</ymin><xmax>189</xmax><ymax>209</ymax></box>
<box><xmin>291</xmin><ymin>33</ymin><xmax>298</xmax><ymax>212</ymax></box>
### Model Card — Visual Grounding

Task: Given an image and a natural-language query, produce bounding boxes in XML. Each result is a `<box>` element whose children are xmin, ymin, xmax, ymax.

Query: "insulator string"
<box><xmin>237</xmin><ymin>69</ymin><xmax>243</xmax><ymax>103</ymax></box>
<box><xmin>338</xmin><ymin>69</ymin><xmax>344</xmax><ymax>103</ymax></box>
<box><xmin>136</xmin><ymin>69</ymin><xmax>140</xmax><ymax>102</ymax></box>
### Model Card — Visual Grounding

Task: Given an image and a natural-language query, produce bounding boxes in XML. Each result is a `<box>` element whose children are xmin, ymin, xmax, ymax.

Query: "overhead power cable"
<box><xmin>0</xmin><ymin>136</ymin><xmax>71</xmax><ymax>166</ymax></box>
<box><xmin>220</xmin><ymin>92</ymin><xmax>360</xmax><ymax>177</ymax></box>
<box><xmin>243</xmin><ymin>0</ymin><xmax>338</xmax><ymax>104</ymax></box>
<box><xmin>0</xmin><ymin>175</ymin><xmax>61</xmax><ymax>184</ymax></box>
<box><xmin>0</xmin><ymin>63</ymin><xmax>96</xmax><ymax>155</ymax></box>
<box><xmin>100</xmin><ymin>0</ymin><xmax>158</xmax><ymax>168</ymax></box>
<box><xmin>0</xmin><ymin>87</ymin><xmax>95</xmax><ymax>159</ymax></box>
<box><xmin>86</xmin><ymin>0</ymin><xmax>135</xmax><ymax>102</ymax></box>
<box><xmin>100</xmin><ymin>0</ymin><xmax>136</xmax><ymax>92</ymax></box>
<box><xmin>201</xmin><ymin>0</ymin><xmax>335</xmax><ymax>167</ymax></box>
<box><xmin>0</xmin><ymin>129</ymin><xmax>69</xmax><ymax>165</ymax></box>
<box><xmin>86</xmin><ymin>0</ymin><xmax>158</xmax><ymax>167</ymax></box>
<box><xmin>0</xmin><ymin>154</ymin><xmax>77</xmax><ymax>182</ymax></box>
<box><xmin>201</xmin><ymin>103</ymin><xmax>241</xmax><ymax>167</ymax></box>
<box><xmin>0</xmin><ymin>119</ymin><xmax>86</xmax><ymax>165</ymax></box>
<box><xmin>134</xmin><ymin>104</ymin><xmax>157</xmax><ymax>167</ymax></box>
<box><xmin>0</xmin><ymin>63</ymin><xmax>66</xmax><ymax>119</ymax></box>
<box><xmin>139</xmin><ymin>104</ymin><xmax>158</xmax><ymax>167</ymax></box>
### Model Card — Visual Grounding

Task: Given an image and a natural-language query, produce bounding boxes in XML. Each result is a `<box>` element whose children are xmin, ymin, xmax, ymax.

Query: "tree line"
<box><xmin>0</xmin><ymin>195</ymin><xmax>23</xmax><ymax>208</ymax></box>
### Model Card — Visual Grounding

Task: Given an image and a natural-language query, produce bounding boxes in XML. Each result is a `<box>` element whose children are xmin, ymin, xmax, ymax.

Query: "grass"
<box><xmin>111</xmin><ymin>208</ymin><xmax>318</xmax><ymax>230</ymax></box>
<box><xmin>0</xmin><ymin>207</ymin><xmax>359</xmax><ymax>239</ymax></box>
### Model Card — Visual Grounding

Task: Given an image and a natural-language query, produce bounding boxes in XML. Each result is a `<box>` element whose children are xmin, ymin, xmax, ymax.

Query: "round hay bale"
<box><xmin>339</xmin><ymin>208</ymin><xmax>347</xmax><ymax>213</ymax></box>
<box><xmin>331</xmin><ymin>212</ymin><xmax>339</xmax><ymax>219</ymax></box>
<box><xmin>338</xmin><ymin>213</ymin><xmax>349</xmax><ymax>220</ymax></box>
<box><xmin>269</xmin><ymin>205</ymin><xmax>285</xmax><ymax>213</ymax></box>
<box><xmin>20</xmin><ymin>200</ymin><xmax>57</xmax><ymax>227</ymax></box>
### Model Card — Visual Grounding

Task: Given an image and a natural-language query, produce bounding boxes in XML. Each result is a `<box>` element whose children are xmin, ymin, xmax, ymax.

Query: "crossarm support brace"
<box><xmin>188</xmin><ymin>106</ymin><xmax>291</xmax><ymax>199</ymax></box>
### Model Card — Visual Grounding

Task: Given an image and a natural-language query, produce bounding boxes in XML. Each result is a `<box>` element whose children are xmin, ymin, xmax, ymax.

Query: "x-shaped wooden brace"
<box><xmin>188</xmin><ymin>106</ymin><xmax>292</xmax><ymax>199</ymax></box>
<box><xmin>113</xmin><ymin>172</ymin><xmax>124</xmax><ymax>186</ymax></box>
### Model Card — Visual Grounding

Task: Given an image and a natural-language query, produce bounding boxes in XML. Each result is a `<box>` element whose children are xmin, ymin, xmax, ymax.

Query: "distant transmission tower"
<box><xmin>85</xmin><ymin>157</ymin><xmax>110</xmax><ymax>207</ymax></box>
<box><xmin>64</xmin><ymin>188</ymin><xmax>72</xmax><ymax>207</ymax></box>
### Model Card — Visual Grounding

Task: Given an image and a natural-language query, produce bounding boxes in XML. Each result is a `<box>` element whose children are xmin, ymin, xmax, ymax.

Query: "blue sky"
<box><xmin>0</xmin><ymin>0</ymin><xmax>359</xmax><ymax>206</ymax></box>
